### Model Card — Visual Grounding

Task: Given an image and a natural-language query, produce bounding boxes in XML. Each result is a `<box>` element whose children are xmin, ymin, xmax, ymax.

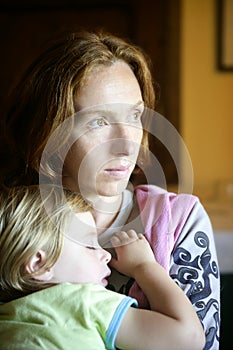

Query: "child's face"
<box><xmin>51</xmin><ymin>212</ymin><xmax>111</xmax><ymax>286</ymax></box>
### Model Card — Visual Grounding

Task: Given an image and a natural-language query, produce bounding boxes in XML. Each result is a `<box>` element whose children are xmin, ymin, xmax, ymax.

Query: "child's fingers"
<box><xmin>111</xmin><ymin>230</ymin><xmax>139</xmax><ymax>247</ymax></box>
<box><xmin>138</xmin><ymin>233</ymin><xmax>146</xmax><ymax>240</ymax></box>
<box><xmin>110</xmin><ymin>235</ymin><xmax>122</xmax><ymax>247</ymax></box>
<box><xmin>127</xmin><ymin>229</ymin><xmax>140</xmax><ymax>240</ymax></box>
<box><xmin>110</xmin><ymin>231</ymin><xmax>128</xmax><ymax>247</ymax></box>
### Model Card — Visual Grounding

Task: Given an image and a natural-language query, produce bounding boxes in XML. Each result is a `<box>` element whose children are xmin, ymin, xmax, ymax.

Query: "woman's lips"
<box><xmin>104</xmin><ymin>165</ymin><xmax>131</xmax><ymax>179</ymax></box>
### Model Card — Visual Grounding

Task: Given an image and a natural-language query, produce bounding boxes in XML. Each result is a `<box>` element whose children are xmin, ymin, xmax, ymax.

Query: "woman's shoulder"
<box><xmin>134</xmin><ymin>184</ymin><xmax>199</xmax><ymax>206</ymax></box>
<box><xmin>134</xmin><ymin>184</ymin><xmax>200</xmax><ymax>232</ymax></box>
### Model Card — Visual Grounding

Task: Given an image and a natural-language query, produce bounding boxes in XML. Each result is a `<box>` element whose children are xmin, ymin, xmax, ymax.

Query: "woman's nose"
<box><xmin>110</xmin><ymin>124</ymin><xmax>140</xmax><ymax>156</ymax></box>
<box><xmin>113</xmin><ymin>123</ymin><xmax>134</xmax><ymax>140</ymax></box>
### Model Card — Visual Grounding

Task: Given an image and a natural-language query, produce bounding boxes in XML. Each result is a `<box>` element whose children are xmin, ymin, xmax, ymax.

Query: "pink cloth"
<box><xmin>128</xmin><ymin>185</ymin><xmax>198</xmax><ymax>308</ymax></box>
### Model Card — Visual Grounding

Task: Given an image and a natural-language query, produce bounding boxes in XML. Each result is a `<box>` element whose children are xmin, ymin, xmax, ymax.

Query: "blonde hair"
<box><xmin>0</xmin><ymin>185</ymin><xmax>90</xmax><ymax>301</ymax></box>
<box><xmin>3</xmin><ymin>30</ymin><xmax>156</xmax><ymax>185</ymax></box>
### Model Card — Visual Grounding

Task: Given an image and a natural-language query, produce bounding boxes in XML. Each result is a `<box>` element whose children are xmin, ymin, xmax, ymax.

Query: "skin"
<box><xmin>29</xmin><ymin>217</ymin><xmax>204</xmax><ymax>349</ymax></box>
<box><xmin>34</xmin><ymin>212</ymin><xmax>112</xmax><ymax>287</ymax></box>
<box><xmin>62</xmin><ymin>61</ymin><xmax>144</xmax><ymax>232</ymax></box>
<box><xmin>51</xmin><ymin>212</ymin><xmax>111</xmax><ymax>286</ymax></box>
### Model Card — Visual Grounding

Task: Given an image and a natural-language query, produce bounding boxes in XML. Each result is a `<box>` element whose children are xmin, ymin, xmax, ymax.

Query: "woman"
<box><xmin>1</xmin><ymin>30</ymin><xmax>220</xmax><ymax>349</ymax></box>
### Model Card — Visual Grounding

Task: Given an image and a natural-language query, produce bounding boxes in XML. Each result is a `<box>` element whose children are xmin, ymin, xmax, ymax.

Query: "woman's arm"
<box><xmin>169</xmin><ymin>201</ymin><xmax>220</xmax><ymax>350</ymax></box>
<box><xmin>110</xmin><ymin>230</ymin><xmax>205</xmax><ymax>350</ymax></box>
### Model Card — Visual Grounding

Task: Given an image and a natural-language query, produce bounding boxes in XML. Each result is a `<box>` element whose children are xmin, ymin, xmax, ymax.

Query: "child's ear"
<box><xmin>25</xmin><ymin>250</ymin><xmax>53</xmax><ymax>282</ymax></box>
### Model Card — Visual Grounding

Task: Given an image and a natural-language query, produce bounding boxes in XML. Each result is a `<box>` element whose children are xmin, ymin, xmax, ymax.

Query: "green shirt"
<box><xmin>0</xmin><ymin>283</ymin><xmax>137</xmax><ymax>349</ymax></box>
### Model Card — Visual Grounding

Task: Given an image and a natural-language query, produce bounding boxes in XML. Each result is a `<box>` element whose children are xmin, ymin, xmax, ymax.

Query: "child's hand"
<box><xmin>110</xmin><ymin>230</ymin><xmax>156</xmax><ymax>278</ymax></box>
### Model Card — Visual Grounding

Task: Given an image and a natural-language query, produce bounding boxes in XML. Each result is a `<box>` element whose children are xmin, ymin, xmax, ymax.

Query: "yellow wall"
<box><xmin>180</xmin><ymin>0</ymin><xmax>233</xmax><ymax>195</ymax></box>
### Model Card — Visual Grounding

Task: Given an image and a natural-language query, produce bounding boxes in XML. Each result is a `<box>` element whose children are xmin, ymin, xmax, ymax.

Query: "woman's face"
<box><xmin>63</xmin><ymin>61</ymin><xmax>144</xmax><ymax>200</ymax></box>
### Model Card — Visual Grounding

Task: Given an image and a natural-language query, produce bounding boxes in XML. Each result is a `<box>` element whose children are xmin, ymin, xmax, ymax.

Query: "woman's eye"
<box><xmin>89</xmin><ymin>118</ymin><xmax>108</xmax><ymax>128</ymax></box>
<box><xmin>129</xmin><ymin>111</ymin><xmax>142</xmax><ymax>123</ymax></box>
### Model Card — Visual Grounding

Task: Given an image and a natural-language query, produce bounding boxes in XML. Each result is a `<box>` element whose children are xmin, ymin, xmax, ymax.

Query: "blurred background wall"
<box><xmin>181</xmin><ymin>0</ymin><xmax>233</xmax><ymax>199</ymax></box>
<box><xmin>181</xmin><ymin>4</ymin><xmax>233</xmax><ymax>347</ymax></box>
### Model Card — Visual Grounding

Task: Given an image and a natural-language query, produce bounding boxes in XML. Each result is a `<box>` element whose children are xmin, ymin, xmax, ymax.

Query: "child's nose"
<box><xmin>103</xmin><ymin>249</ymin><xmax>111</xmax><ymax>263</ymax></box>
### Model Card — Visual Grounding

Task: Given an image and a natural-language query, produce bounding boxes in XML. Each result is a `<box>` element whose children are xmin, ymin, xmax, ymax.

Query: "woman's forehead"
<box><xmin>75</xmin><ymin>61</ymin><xmax>142</xmax><ymax>110</ymax></box>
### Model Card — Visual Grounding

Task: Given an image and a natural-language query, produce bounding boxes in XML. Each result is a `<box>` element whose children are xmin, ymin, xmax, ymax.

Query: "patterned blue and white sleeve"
<box><xmin>169</xmin><ymin>200</ymin><xmax>220</xmax><ymax>350</ymax></box>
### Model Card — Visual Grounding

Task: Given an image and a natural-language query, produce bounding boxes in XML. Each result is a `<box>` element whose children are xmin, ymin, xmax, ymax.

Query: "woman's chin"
<box><xmin>97</xmin><ymin>180</ymin><xmax>129</xmax><ymax>197</ymax></box>
<box><xmin>77</xmin><ymin>178</ymin><xmax>130</xmax><ymax>201</ymax></box>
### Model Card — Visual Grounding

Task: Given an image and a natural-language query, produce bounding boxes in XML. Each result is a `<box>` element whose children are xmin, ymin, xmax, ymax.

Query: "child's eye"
<box><xmin>85</xmin><ymin>246</ymin><xmax>97</xmax><ymax>250</ymax></box>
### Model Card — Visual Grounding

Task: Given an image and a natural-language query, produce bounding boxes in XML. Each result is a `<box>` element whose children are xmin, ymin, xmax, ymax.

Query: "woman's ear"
<box><xmin>25</xmin><ymin>250</ymin><xmax>53</xmax><ymax>281</ymax></box>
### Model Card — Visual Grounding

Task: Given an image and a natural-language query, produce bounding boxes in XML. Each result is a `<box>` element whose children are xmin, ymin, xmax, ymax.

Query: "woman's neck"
<box><xmin>62</xmin><ymin>176</ymin><xmax>124</xmax><ymax>234</ymax></box>
<box><xmin>90</xmin><ymin>194</ymin><xmax>123</xmax><ymax>235</ymax></box>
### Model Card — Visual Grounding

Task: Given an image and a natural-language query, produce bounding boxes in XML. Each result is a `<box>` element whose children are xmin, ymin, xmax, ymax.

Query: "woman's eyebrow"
<box><xmin>133</xmin><ymin>100</ymin><xmax>144</xmax><ymax>108</ymax></box>
<box><xmin>79</xmin><ymin>101</ymin><xmax>144</xmax><ymax>115</ymax></box>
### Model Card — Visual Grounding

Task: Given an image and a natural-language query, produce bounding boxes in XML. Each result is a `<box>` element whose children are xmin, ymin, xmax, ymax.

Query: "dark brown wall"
<box><xmin>0</xmin><ymin>0</ymin><xmax>180</xmax><ymax>185</ymax></box>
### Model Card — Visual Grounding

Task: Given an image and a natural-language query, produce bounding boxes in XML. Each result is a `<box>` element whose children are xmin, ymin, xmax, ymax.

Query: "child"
<box><xmin>0</xmin><ymin>185</ymin><xmax>205</xmax><ymax>350</ymax></box>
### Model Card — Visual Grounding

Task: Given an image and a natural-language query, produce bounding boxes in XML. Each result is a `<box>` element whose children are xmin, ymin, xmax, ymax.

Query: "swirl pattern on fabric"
<box><xmin>171</xmin><ymin>231</ymin><xmax>220</xmax><ymax>350</ymax></box>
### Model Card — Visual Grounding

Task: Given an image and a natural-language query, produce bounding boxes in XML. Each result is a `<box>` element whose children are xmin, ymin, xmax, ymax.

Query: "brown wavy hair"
<box><xmin>2</xmin><ymin>30</ymin><xmax>156</xmax><ymax>185</ymax></box>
